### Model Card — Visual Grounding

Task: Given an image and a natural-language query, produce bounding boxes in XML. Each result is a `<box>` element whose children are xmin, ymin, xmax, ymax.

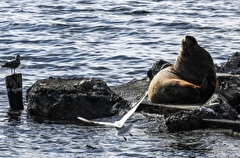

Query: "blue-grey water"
<box><xmin>0</xmin><ymin>0</ymin><xmax>240</xmax><ymax>157</ymax></box>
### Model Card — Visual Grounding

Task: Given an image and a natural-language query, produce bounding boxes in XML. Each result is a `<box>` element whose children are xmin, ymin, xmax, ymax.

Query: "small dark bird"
<box><xmin>1</xmin><ymin>55</ymin><xmax>21</xmax><ymax>74</ymax></box>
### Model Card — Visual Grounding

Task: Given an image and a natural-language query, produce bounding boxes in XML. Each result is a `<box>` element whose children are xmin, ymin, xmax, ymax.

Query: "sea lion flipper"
<box><xmin>200</xmin><ymin>75</ymin><xmax>208</xmax><ymax>92</ymax></box>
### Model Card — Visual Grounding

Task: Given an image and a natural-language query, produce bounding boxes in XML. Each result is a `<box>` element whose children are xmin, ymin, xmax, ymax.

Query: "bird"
<box><xmin>1</xmin><ymin>55</ymin><xmax>21</xmax><ymax>74</ymax></box>
<box><xmin>77</xmin><ymin>91</ymin><xmax>148</xmax><ymax>141</ymax></box>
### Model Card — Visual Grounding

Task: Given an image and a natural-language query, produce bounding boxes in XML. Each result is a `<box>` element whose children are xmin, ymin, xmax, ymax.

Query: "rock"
<box><xmin>111</xmin><ymin>78</ymin><xmax>149</xmax><ymax>101</ymax></box>
<box><xmin>216</xmin><ymin>52</ymin><xmax>240</xmax><ymax>74</ymax></box>
<box><xmin>204</xmin><ymin>93</ymin><xmax>238</xmax><ymax>120</ymax></box>
<box><xmin>202</xmin><ymin>118</ymin><xmax>240</xmax><ymax>132</ymax></box>
<box><xmin>165</xmin><ymin>92</ymin><xmax>238</xmax><ymax>131</ymax></box>
<box><xmin>217</xmin><ymin>75</ymin><xmax>240</xmax><ymax>113</ymax></box>
<box><xmin>147</xmin><ymin>59</ymin><xmax>171</xmax><ymax>80</ymax></box>
<box><xmin>25</xmin><ymin>52</ymin><xmax>240</xmax><ymax>132</ymax></box>
<box><xmin>220</xmin><ymin>88</ymin><xmax>240</xmax><ymax>113</ymax></box>
<box><xmin>26</xmin><ymin>77</ymin><xmax>128</xmax><ymax>120</ymax></box>
<box><xmin>165</xmin><ymin>109</ymin><xmax>215</xmax><ymax>131</ymax></box>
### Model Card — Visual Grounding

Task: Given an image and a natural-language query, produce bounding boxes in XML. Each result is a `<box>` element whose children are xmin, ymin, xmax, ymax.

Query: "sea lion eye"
<box><xmin>182</xmin><ymin>42</ymin><xmax>186</xmax><ymax>47</ymax></box>
<box><xmin>182</xmin><ymin>41</ymin><xmax>188</xmax><ymax>49</ymax></box>
<box><xmin>183</xmin><ymin>43</ymin><xmax>187</xmax><ymax>49</ymax></box>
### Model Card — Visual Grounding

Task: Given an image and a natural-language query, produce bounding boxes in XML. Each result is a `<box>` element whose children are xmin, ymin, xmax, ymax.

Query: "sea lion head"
<box><xmin>175</xmin><ymin>35</ymin><xmax>216</xmax><ymax>84</ymax></box>
<box><xmin>180</xmin><ymin>35</ymin><xmax>200</xmax><ymax>57</ymax></box>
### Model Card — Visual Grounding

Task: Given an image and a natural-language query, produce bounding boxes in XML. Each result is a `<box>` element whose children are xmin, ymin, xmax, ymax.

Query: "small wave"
<box><xmin>124</xmin><ymin>10</ymin><xmax>151</xmax><ymax>15</ymax></box>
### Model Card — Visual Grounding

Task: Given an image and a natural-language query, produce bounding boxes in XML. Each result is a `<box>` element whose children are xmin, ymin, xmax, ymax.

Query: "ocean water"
<box><xmin>0</xmin><ymin>0</ymin><xmax>240</xmax><ymax>157</ymax></box>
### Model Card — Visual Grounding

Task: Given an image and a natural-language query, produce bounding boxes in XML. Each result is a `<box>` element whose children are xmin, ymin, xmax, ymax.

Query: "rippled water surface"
<box><xmin>0</xmin><ymin>0</ymin><xmax>240</xmax><ymax>157</ymax></box>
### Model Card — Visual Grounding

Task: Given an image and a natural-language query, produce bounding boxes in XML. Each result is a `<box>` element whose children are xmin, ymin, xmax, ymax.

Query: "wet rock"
<box><xmin>204</xmin><ymin>93</ymin><xmax>238</xmax><ymax>120</ymax></box>
<box><xmin>217</xmin><ymin>75</ymin><xmax>240</xmax><ymax>113</ymax></box>
<box><xmin>165</xmin><ymin>93</ymin><xmax>238</xmax><ymax>131</ymax></box>
<box><xmin>165</xmin><ymin>108</ymin><xmax>214</xmax><ymax>131</ymax></box>
<box><xmin>216</xmin><ymin>52</ymin><xmax>240</xmax><ymax>74</ymax></box>
<box><xmin>220</xmin><ymin>88</ymin><xmax>240</xmax><ymax>113</ymax></box>
<box><xmin>202</xmin><ymin>118</ymin><xmax>240</xmax><ymax>132</ymax></box>
<box><xmin>26</xmin><ymin>77</ymin><xmax>127</xmax><ymax>120</ymax></box>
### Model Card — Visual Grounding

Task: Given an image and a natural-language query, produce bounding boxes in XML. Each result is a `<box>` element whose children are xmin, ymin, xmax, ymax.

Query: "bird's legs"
<box><xmin>123</xmin><ymin>132</ymin><xmax>133</xmax><ymax>141</ymax></box>
<box><xmin>11</xmin><ymin>68</ymin><xmax>16</xmax><ymax>74</ymax></box>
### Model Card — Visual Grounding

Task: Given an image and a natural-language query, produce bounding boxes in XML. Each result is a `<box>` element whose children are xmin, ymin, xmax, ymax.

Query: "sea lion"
<box><xmin>148</xmin><ymin>35</ymin><xmax>216</xmax><ymax>104</ymax></box>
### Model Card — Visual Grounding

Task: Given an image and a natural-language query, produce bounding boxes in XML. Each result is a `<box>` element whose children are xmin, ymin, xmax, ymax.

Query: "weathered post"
<box><xmin>5</xmin><ymin>73</ymin><xmax>24</xmax><ymax>110</ymax></box>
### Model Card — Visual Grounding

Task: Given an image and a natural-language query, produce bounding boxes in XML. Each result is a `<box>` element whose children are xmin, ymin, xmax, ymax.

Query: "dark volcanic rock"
<box><xmin>147</xmin><ymin>59</ymin><xmax>171</xmax><ymax>80</ymax></box>
<box><xmin>27</xmin><ymin>77</ymin><xmax>127</xmax><ymax>120</ymax></box>
<box><xmin>165</xmin><ymin>93</ymin><xmax>238</xmax><ymax>131</ymax></box>
<box><xmin>216</xmin><ymin>52</ymin><xmax>240</xmax><ymax>74</ymax></box>
<box><xmin>217</xmin><ymin>75</ymin><xmax>240</xmax><ymax>113</ymax></box>
<box><xmin>220</xmin><ymin>88</ymin><xmax>240</xmax><ymax>113</ymax></box>
<box><xmin>204</xmin><ymin>93</ymin><xmax>238</xmax><ymax>120</ymax></box>
<box><xmin>165</xmin><ymin>109</ymin><xmax>216</xmax><ymax>131</ymax></box>
<box><xmin>111</xmin><ymin>78</ymin><xmax>149</xmax><ymax>101</ymax></box>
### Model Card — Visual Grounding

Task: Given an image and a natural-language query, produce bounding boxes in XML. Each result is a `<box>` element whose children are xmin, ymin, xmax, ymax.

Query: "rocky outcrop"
<box><xmin>216</xmin><ymin>52</ymin><xmax>240</xmax><ymax>74</ymax></box>
<box><xmin>113</xmin><ymin>52</ymin><xmax>240</xmax><ymax>131</ymax></box>
<box><xmin>147</xmin><ymin>59</ymin><xmax>171</xmax><ymax>80</ymax></box>
<box><xmin>217</xmin><ymin>76</ymin><xmax>240</xmax><ymax>113</ymax></box>
<box><xmin>26</xmin><ymin>52</ymin><xmax>240</xmax><ymax>132</ymax></box>
<box><xmin>165</xmin><ymin>92</ymin><xmax>238</xmax><ymax>131</ymax></box>
<box><xmin>26</xmin><ymin>77</ymin><xmax>127</xmax><ymax>120</ymax></box>
<box><xmin>158</xmin><ymin>53</ymin><xmax>240</xmax><ymax>131</ymax></box>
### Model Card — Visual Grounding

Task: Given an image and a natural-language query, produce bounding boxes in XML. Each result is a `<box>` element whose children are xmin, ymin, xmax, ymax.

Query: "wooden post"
<box><xmin>5</xmin><ymin>73</ymin><xmax>24</xmax><ymax>110</ymax></box>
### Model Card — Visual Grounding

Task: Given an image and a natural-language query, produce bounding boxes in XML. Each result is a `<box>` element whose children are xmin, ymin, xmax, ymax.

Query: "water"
<box><xmin>0</xmin><ymin>0</ymin><xmax>240</xmax><ymax>157</ymax></box>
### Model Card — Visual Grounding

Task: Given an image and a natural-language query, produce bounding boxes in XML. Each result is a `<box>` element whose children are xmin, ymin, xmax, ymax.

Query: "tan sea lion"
<box><xmin>148</xmin><ymin>35</ymin><xmax>216</xmax><ymax>104</ymax></box>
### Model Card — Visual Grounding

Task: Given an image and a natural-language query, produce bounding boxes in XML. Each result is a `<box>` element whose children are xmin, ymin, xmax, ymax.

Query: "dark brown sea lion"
<box><xmin>148</xmin><ymin>35</ymin><xmax>216</xmax><ymax>104</ymax></box>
